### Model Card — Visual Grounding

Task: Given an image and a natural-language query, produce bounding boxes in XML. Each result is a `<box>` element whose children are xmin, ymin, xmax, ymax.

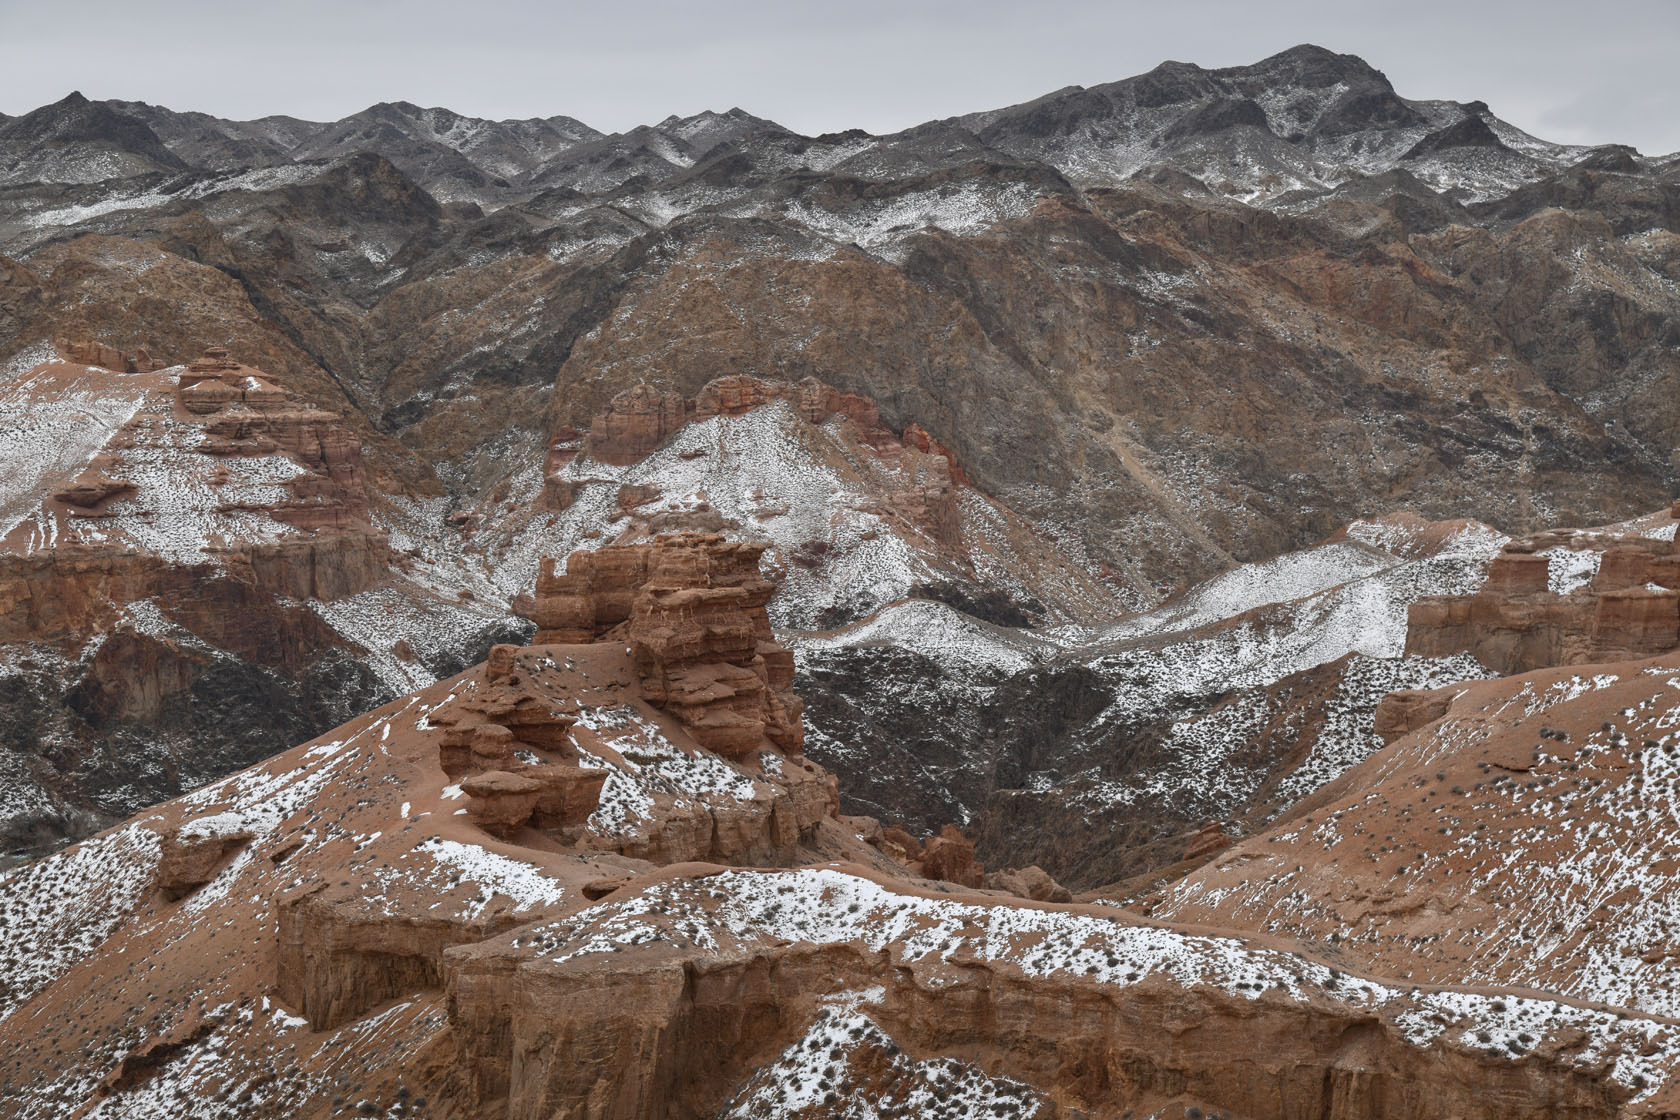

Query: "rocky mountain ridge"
<box><xmin>2</xmin><ymin>55</ymin><xmax>1680</xmax><ymax>1113</ymax></box>
<box><xmin>3</xmin><ymin>42</ymin><xmax>1676</xmax><ymax>598</ymax></box>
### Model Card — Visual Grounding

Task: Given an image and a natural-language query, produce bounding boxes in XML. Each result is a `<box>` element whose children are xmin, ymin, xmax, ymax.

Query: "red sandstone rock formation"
<box><xmin>584</xmin><ymin>373</ymin><xmax>966</xmax><ymax>548</ymax></box>
<box><xmin>616</xmin><ymin>482</ymin><xmax>661</xmax><ymax>512</ymax></box>
<box><xmin>518</xmin><ymin>533</ymin><xmax>804</xmax><ymax>757</ymax></box>
<box><xmin>984</xmin><ymin>863</ymin><xmax>1073</xmax><ymax>903</ymax></box>
<box><xmin>902</xmin><ymin>421</ymin><xmax>967</xmax><ymax>485</ymax></box>
<box><xmin>879</xmin><ymin>825</ymin><xmax>922</xmax><ymax>864</ymax></box>
<box><xmin>588</xmin><ymin>384</ymin><xmax>688</xmax><ymax>465</ymax></box>
<box><xmin>1407</xmin><ymin>530</ymin><xmax>1680</xmax><ymax>673</ymax></box>
<box><xmin>12</xmin><ymin>539</ymin><xmax>1680</xmax><ymax>1119</ymax></box>
<box><xmin>877</xmin><ymin>445</ymin><xmax>961</xmax><ymax>548</ymax></box>
<box><xmin>177</xmin><ymin>345</ymin><xmax>291</xmax><ymax>413</ymax></box>
<box><xmin>1184</xmin><ymin>821</ymin><xmax>1233</xmax><ymax>862</ymax></box>
<box><xmin>1373</xmin><ymin>686</ymin><xmax>1456</xmax><ymax>744</ymax></box>
<box><xmin>916</xmin><ymin>823</ymin><xmax>984</xmax><ymax>887</ymax></box>
<box><xmin>460</xmin><ymin>770</ymin><xmax>547</xmax><ymax>839</ymax></box>
<box><xmin>50</xmin><ymin>474</ymin><xmax>135</xmax><ymax>508</ymax></box>
<box><xmin>691</xmin><ymin>374</ymin><xmax>894</xmax><ymax>447</ymax></box>
<box><xmin>57</xmin><ymin>337</ymin><xmax>166</xmax><ymax>373</ymax></box>
<box><xmin>154</xmin><ymin>816</ymin><xmax>253</xmax><ymax>899</ymax></box>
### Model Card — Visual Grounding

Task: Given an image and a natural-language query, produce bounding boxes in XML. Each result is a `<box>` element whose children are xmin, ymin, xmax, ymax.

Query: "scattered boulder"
<box><xmin>155</xmin><ymin>813</ymin><xmax>252</xmax><ymax>899</ymax></box>
<box><xmin>984</xmin><ymin>864</ymin><xmax>1072</xmax><ymax>903</ymax></box>
<box><xmin>460</xmin><ymin>770</ymin><xmax>544</xmax><ymax>838</ymax></box>
<box><xmin>917</xmin><ymin>824</ymin><xmax>983</xmax><ymax>888</ymax></box>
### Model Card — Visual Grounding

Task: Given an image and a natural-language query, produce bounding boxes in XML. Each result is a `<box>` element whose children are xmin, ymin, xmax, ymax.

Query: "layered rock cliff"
<box><xmin>0</xmin><ymin>343</ymin><xmax>518</xmax><ymax>859</ymax></box>
<box><xmin>1407</xmin><ymin>515</ymin><xmax>1680</xmax><ymax>672</ymax></box>
<box><xmin>6</xmin><ymin>533</ymin><xmax>1680</xmax><ymax>1118</ymax></box>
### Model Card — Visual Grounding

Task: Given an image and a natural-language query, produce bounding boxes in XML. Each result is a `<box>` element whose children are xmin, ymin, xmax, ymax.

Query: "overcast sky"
<box><xmin>3</xmin><ymin>0</ymin><xmax>1677</xmax><ymax>154</ymax></box>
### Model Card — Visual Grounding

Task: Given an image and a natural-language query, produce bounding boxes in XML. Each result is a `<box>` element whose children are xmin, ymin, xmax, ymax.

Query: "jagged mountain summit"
<box><xmin>943</xmin><ymin>44</ymin><xmax>1610</xmax><ymax>204</ymax></box>
<box><xmin>5</xmin><ymin>45</ymin><xmax>1678</xmax><ymax>591</ymax></box>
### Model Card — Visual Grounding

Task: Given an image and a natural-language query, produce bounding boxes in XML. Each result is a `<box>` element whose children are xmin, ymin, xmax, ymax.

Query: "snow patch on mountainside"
<box><xmin>0</xmin><ymin>824</ymin><xmax>162</xmax><ymax>1023</ymax></box>
<box><xmin>523</xmin><ymin>867</ymin><xmax>1677</xmax><ymax>1098</ymax></box>
<box><xmin>0</xmin><ymin>360</ymin><xmax>147</xmax><ymax>542</ymax></box>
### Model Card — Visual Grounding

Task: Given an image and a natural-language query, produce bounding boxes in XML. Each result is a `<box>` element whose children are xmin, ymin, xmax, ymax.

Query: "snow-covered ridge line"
<box><xmin>521</xmin><ymin>867</ymin><xmax>1676</xmax><ymax>1098</ymax></box>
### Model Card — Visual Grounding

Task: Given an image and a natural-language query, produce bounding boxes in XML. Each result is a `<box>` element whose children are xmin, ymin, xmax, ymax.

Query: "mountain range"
<box><xmin>3</xmin><ymin>42</ymin><xmax>1680</xmax><ymax>1118</ymax></box>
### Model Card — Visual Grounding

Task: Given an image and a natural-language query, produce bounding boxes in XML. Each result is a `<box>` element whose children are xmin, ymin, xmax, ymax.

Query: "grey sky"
<box><xmin>3</xmin><ymin>0</ymin><xmax>1677</xmax><ymax>154</ymax></box>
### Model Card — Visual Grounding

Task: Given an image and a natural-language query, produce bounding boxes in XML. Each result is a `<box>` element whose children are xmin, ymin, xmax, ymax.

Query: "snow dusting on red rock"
<box><xmin>5</xmin><ymin>38</ymin><xmax>1680</xmax><ymax>1120</ymax></box>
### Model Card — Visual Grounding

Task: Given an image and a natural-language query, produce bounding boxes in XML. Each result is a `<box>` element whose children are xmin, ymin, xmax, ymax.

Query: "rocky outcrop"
<box><xmin>154</xmin><ymin>814</ymin><xmax>252</xmax><ymax>898</ymax></box>
<box><xmin>433</xmin><ymin>645</ymin><xmax>581</xmax><ymax>758</ymax></box>
<box><xmin>1184</xmin><ymin>820</ymin><xmax>1233</xmax><ymax>862</ymax></box>
<box><xmin>584</xmin><ymin>375</ymin><xmax>965</xmax><ymax>546</ymax></box>
<box><xmin>460</xmin><ymin>770</ymin><xmax>546</xmax><ymax>838</ymax></box>
<box><xmin>875</xmin><ymin>445</ymin><xmax>960</xmax><ymax>548</ymax></box>
<box><xmin>178</xmin><ymin>345</ymin><xmax>288</xmax><ymax>413</ymax></box>
<box><xmin>984</xmin><ymin>863</ymin><xmax>1072</xmax><ymax>903</ymax></box>
<box><xmin>229</xmin><ymin>533</ymin><xmax>390</xmax><ymax>601</ymax></box>
<box><xmin>519</xmin><ymin>533</ymin><xmax>805</xmax><ymax>758</ymax></box>
<box><xmin>915</xmin><ymin>823</ymin><xmax>983</xmax><ymax>887</ymax></box>
<box><xmin>277</xmin><ymin>883</ymin><xmax>528</xmax><ymax>1031</ymax></box>
<box><xmin>879</xmin><ymin>825</ymin><xmax>922</xmax><ymax>864</ymax></box>
<box><xmin>692</xmin><ymin>374</ymin><xmax>894</xmax><ymax>448</ymax></box>
<box><xmin>435</xmin><ymin>584</ymin><xmax>833</xmax><ymax>865</ymax></box>
<box><xmin>1373</xmin><ymin>686</ymin><xmax>1455</xmax><ymax>744</ymax></box>
<box><xmin>172</xmin><ymin>347</ymin><xmax>374</xmax><ymax>530</ymax></box>
<box><xmin>57</xmin><ymin>337</ymin><xmax>166</xmax><ymax>372</ymax></box>
<box><xmin>0</xmin><ymin>345</ymin><xmax>410</xmax><ymax>858</ymax></box>
<box><xmin>615</xmin><ymin>482</ymin><xmax>660</xmax><ymax>512</ymax></box>
<box><xmin>50</xmin><ymin>473</ymin><xmax>135</xmax><ymax>508</ymax></box>
<box><xmin>1407</xmin><ymin>530</ymin><xmax>1680</xmax><ymax>673</ymax></box>
<box><xmin>0</xmin><ymin>546</ymin><xmax>172</xmax><ymax>644</ymax></box>
<box><xmin>430</xmin><ymin>649</ymin><xmax>611</xmax><ymax>840</ymax></box>
<box><xmin>444</xmin><ymin>869</ymin><xmax>1639</xmax><ymax>1120</ymax></box>
<box><xmin>588</xmin><ymin>384</ymin><xmax>687</xmax><ymax>466</ymax></box>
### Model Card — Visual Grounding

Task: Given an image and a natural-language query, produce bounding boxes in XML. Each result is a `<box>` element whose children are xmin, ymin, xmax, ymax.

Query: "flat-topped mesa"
<box><xmin>517</xmin><ymin>532</ymin><xmax>804</xmax><ymax>758</ymax></box>
<box><xmin>177</xmin><ymin>345</ymin><xmax>289</xmax><ymax>415</ymax></box>
<box><xmin>1406</xmin><ymin>528</ymin><xmax>1680</xmax><ymax>673</ymax></box>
